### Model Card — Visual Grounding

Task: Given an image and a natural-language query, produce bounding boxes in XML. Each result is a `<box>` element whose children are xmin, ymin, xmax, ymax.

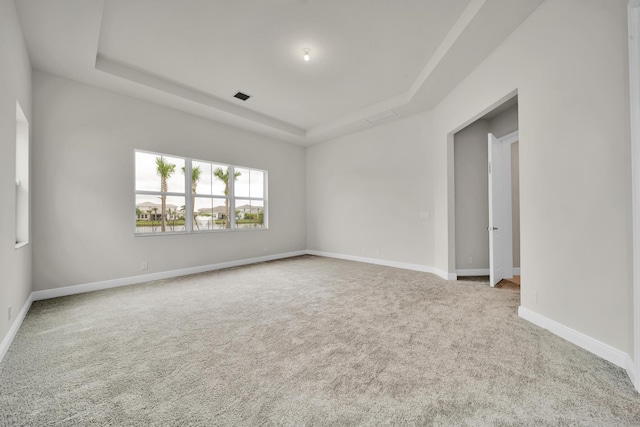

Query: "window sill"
<box><xmin>134</xmin><ymin>227</ymin><xmax>269</xmax><ymax>237</ymax></box>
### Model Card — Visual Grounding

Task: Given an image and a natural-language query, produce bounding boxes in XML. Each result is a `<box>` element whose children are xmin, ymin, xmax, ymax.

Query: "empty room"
<box><xmin>2</xmin><ymin>0</ymin><xmax>640</xmax><ymax>424</ymax></box>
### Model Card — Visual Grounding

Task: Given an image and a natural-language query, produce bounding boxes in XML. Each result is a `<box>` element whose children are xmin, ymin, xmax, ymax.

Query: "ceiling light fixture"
<box><xmin>303</xmin><ymin>48</ymin><xmax>310</xmax><ymax>62</ymax></box>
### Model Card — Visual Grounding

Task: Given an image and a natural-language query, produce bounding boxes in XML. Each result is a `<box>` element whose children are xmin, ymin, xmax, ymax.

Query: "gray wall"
<box><xmin>32</xmin><ymin>71</ymin><xmax>307</xmax><ymax>291</ymax></box>
<box><xmin>454</xmin><ymin>120</ymin><xmax>490</xmax><ymax>271</ymax></box>
<box><xmin>0</xmin><ymin>0</ymin><xmax>32</xmax><ymax>346</ymax></box>
<box><xmin>454</xmin><ymin>105</ymin><xmax>519</xmax><ymax>271</ymax></box>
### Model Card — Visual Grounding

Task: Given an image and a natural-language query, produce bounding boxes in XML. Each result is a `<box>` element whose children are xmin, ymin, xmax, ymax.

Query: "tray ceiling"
<box><xmin>16</xmin><ymin>0</ymin><xmax>545</xmax><ymax>145</ymax></box>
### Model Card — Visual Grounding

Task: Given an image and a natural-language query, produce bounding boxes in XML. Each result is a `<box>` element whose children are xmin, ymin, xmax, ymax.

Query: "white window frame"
<box><xmin>134</xmin><ymin>149</ymin><xmax>268</xmax><ymax>236</ymax></box>
<box><xmin>229</xmin><ymin>165</ymin><xmax>269</xmax><ymax>231</ymax></box>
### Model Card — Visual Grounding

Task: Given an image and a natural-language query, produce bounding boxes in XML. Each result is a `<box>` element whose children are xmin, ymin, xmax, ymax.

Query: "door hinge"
<box><xmin>488</xmin><ymin>162</ymin><xmax>492</xmax><ymax>174</ymax></box>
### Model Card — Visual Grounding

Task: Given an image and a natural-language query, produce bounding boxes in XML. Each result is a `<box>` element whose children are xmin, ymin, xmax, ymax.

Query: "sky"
<box><xmin>135</xmin><ymin>151</ymin><xmax>265</xmax><ymax>208</ymax></box>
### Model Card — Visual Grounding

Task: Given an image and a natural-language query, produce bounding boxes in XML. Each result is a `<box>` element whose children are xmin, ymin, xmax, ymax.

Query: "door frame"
<box><xmin>627</xmin><ymin>0</ymin><xmax>640</xmax><ymax>393</ymax></box>
<box><xmin>447</xmin><ymin>90</ymin><xmax>518</xmax><ymax>279</ymax></box>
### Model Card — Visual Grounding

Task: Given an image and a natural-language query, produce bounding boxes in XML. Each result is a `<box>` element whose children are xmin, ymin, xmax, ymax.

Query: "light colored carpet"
<box><xmin>1</xmin><ymin>255</ymin><xmax>639</xmax><ymax>425</ymax></box>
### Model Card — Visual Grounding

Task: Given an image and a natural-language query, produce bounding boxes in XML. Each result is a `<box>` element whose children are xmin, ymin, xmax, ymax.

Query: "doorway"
<box><xmin>453</xmin><ymin>97</ymin><xmax>520</xmax><ymax>288</ymax></box>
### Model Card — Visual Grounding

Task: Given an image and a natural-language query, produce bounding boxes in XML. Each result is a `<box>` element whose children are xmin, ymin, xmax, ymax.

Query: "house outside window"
<box><xmin>134</xmin><ymin>150</ymin><xmax>267</xmax><ymax>235</ymax></box>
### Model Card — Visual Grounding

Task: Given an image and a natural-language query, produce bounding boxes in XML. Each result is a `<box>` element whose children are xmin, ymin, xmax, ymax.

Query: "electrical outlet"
<box><xmin>467</xmin><ymin>256</ymin><xmax>473</xmax><ymax>264</ymax></box>
<box><xmin>263</xmin><ymin>247</ymin><xmax>268</xmax><ymax>253</ymax></box>
<box><xmin>8</xmin><ymin>307</ymin><xmax>12</xmax><ymax>321</ymax></box>
<box><xmin>420</xmin><ymin>212</ymin><xmax>431</xmax><ymax>220</ymax></box>
<box><xmin>376</xmin><ymin>248</ymin><xmax>381</xmax><ymax>256</ymax></box>
<box><xmin>362</xmin><ymin>248</ymin><xmax>366</xmax><ymax>254</ymax></box>
<box><xmin>142</xmin><ymin>262</ymin><xmax>148</xmax><ymax>271</ymax></box>
<box><xmin>535</xmin><ymin>291</ymin><xmax>539</xmax><ymax>303</ymax></box>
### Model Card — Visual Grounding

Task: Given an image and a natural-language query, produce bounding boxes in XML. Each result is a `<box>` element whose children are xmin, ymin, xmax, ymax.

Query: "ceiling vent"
<box><xmin>365</xmin><ymin>110</ymin><xmax>398</xmax><ymax>124</ymax></box>
<box><xmin>233</xmin><ymin>91</ymin><xmax>251</xmax><ymax>101</ymax></box>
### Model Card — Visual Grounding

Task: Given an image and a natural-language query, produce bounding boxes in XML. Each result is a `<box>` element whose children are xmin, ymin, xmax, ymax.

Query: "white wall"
<box><xmin>308</xmin><ymin>0</ymin><xmax>632</xmax><ymax>356</ymax></box>
<box><xmin>306</xmin><ymin>111</ymin><xmax>437</xmax><ymax>270</ymax></box>
<box><xmin>32</xmin><ymin>71</ymin><xmax>306</xmax><ymax>291</ymax></box>
<box><xmin>433</xmin><ymin>0</ymin><xmax>632</xmax><ymax>353</ymax></box>
<box><xmin>0</xmin><ymin>0</ymin><xmax>32</xmax><ymax>348</ymax></box>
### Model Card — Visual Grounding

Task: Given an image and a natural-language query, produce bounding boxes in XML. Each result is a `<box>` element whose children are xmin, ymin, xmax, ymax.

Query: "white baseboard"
<box><xmin>625</xmin><ymin>354</ymin><xmax>637</xmax><ymax>390</ymax></box>
<box><xmin>306</xmin><ymin>250</ymin><xmax>455</xmax><ymax>280</ymax></box>
<box><xmin>32</xmin><ymin>250</ymin><xmax>307</xmax><ymax>301</ymax></box>
<box><xmin>518</xmin><ymin>306</ymin><xmax>628</xmax><ymax>369</ymax></box>
<box><xmin>6</xmin><ymin>250</ymin><xmax>452</xmax><ymax>364</ymax></box>
<box><xmin>2</xmin><ymin>251</ymin><xmax>306</xmax><ymax>364</ymax></box>
<box><xmin>3</xmin><ymin>253</ymin><xmax>635</xmax><ymax>392</ymax></box>
<box><xmin>0</xmin><ymin>293</ymin><xmax>33</xmax><ymax>364</ymax></box>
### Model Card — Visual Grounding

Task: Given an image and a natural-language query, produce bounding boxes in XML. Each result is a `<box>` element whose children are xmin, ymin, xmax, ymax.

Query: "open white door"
<box><xmin>488</xmin><ymin>133</ymin><xmax>505</xmax><ymax>287</ymax></box>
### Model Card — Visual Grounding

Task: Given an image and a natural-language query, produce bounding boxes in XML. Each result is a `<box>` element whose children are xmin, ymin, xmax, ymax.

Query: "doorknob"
<box><xmin>488</xmin><ymin>226</ymin><xmax>499</xmax><ymax>231</ymax></box>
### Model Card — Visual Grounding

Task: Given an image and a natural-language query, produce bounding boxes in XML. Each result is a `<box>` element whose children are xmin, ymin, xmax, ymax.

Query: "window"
<box><xmin>134</xmin><ymin>150</ymin><xmax>267</xmax><ymax>235</ymax></box>
<box><xmin>234</xmin><ymin>168</ymin><xmax>266</xmax><ymax>230</ymax></box>
<box><xmin>15</xmin><ymin>102</ymin><xmax>29</xmax><ymax>248</ymax></box>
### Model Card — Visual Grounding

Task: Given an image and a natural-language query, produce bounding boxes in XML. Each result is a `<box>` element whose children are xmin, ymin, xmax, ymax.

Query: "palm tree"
<box><xmin>213</xmin><ymin>167</ymin><xmax>241</xmax><ymax>229</ymax></box>
<box><xmin>182</xmin><ymin>165</ymin><xmax>202</xmax><ymax>230</ymax></box>
<box><xmin>179</xmin><ymin>205</ymin><xmax>186</xmax><ymax>230</ymax></box>
<box><xmin>156</xmin><ymin>156</ymin><xmax>176</xmax><ymax>232</ymax></box>
<box><xmin>167</xmin><ymin>207</ymin><xmax>176</xmax><ymax>231</ymax></box>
